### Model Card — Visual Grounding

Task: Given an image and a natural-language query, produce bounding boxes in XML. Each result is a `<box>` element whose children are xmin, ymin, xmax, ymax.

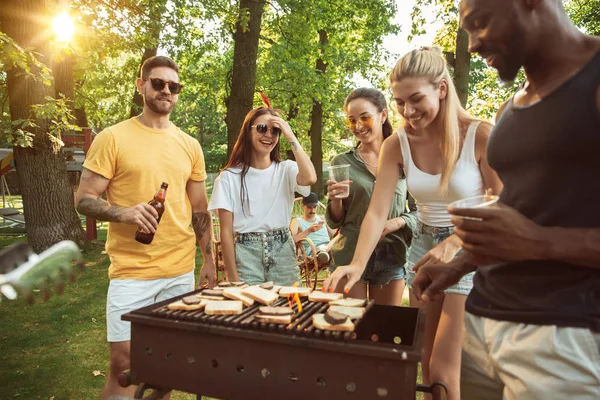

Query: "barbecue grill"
<box><xmin>120</xmin><ymin>289</ymin><xmax>447</xmax><ymax>399</ymax></box>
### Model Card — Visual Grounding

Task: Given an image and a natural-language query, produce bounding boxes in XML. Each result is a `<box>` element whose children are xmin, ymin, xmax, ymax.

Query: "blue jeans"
<box><xmin>407</xmin><ymin>222</ymin><xmax>474</xmax><ymax>296</ymax></box>
<box><xmin>234</xmin><ymin>228</ymin><xmax>301</xmax><ymax>286</ymax></box>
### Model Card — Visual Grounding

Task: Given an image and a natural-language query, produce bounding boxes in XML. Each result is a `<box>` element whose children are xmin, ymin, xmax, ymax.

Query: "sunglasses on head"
<box><xmin>144</xmin><ymin>78</ymin><xmax>183</xmax><ymax>94</ymax></box>
<box><xmin>251</xmin><ymin>123</ymin><xmax>282</xmax><ymax>136</ymax></box>
<box><xmin>346</xmin><ymin>114</ymin><xmax>375</xmax><ymax>131</ymax></box>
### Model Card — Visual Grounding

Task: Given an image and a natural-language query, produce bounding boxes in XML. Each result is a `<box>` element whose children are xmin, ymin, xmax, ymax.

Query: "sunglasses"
<box><xmin>346</xmin><ymin>114</ymin><xmax>374</xmax><ymax>131</ymax></box>
<box><xmin>251</xmin><ymin>123</ymin><xmax>282</xmax><ymax>136</ymax></box>
<box><xmin>144</xmin><ymin>78</ymin><xmax>184</xmax><ymax>94</ymax></box>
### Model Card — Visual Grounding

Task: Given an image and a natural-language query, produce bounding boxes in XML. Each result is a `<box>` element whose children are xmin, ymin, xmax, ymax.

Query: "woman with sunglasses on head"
<box><xmin>325</xmin><ymin>87</ymin><xmax>417</xmax><ymax>306</ymax></box>
<box><xmin>208</xmin><ymin>103</ymin><xmax>317</xmax><ymax>286</ymax></box>
<box><xmin>323</xmin><ymin>48</ymin><xmax>503</xmax><ymax>400</ymax></box>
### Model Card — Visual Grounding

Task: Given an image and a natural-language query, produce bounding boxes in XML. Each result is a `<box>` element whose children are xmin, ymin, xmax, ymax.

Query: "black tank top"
<box><xmin>466</xmin><ymin>50</ymin><xmax>600</xmax><ymax>331</ymax></box>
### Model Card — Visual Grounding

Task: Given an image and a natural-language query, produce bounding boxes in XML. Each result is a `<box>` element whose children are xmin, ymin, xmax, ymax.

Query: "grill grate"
<box><xmin>151</xmin><ymin>294</ymin><xmax>374</xmax><ymax>341</ymax></box>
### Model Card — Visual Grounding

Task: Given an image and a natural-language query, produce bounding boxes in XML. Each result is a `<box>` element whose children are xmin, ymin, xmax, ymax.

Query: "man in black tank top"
<box><xmin>412</xmin><ymin>0</ymin><xmax>600</xmax><ymax>399</ymax></box>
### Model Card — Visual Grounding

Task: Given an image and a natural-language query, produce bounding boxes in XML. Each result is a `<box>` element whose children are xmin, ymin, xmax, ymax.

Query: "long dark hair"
<box><xmin>221</xmin><ymin>107</ymin><xmax>283</xmax><ymax>215</ymax></box>
<box><xmin>344</xmin><ymin>88</ymin><xmax>393</xmax><ymax>146</ymax></box>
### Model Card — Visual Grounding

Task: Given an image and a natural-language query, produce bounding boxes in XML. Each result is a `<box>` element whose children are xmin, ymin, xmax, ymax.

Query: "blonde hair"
<box><xmin>390</xmin><ymin>47</ymin><xmax>476</xmax><ymax>195</ymax></box>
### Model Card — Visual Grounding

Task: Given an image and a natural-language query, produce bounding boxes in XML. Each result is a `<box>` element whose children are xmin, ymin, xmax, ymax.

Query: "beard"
<box><xmin>145</xmin><ymin>93</ymin><xmax>176</xmax><ymax>115</ymax></box>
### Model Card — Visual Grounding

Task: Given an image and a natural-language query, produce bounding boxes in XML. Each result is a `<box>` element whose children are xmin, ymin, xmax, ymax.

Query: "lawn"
<box><xmin>0</xmin><ymin>231</ymin><xmax>202</xmax><ymax>399</ymax></box>
<box><xmin>0</xmin><ymin>229</ymin><xmax>422</xmax><ymax>400</ymax></box>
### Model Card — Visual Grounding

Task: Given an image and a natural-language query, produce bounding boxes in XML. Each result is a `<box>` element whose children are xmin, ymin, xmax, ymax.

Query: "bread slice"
<box><xmin>168</xmin><ymin>299</ymin><xmax>208</xmax><ymax>311</ymax></box>
<box><xmin>204</xmin><ymin>300</ymin><xmax>243</xmax><ymax>315</ymax></box>
<box><xmin>254</xmin><ymin>314</ymin><xmax>292</xmax><ymax>324</ymax></box>
<box><xmin>308</xmin><ymin>291</ymin><xmax>343</xmax><ymax>303</ymax></box>
<box><xmin>329</xmin><ymin>305</ymin><xmax>366</xmax><ymax>320</ymax></box>
<box><xmin>271</xmin><ymin>285</ymin><xmax>282</xmax><ymax>293</ymax></box>
<box><xmin>242</xmin><ymin>286</ymin><xmax>279</xmax><ymax>305</ymax></box>
<box><xmin>196</xmin><ymin>294</ymin><xmax>226</xmax><ymax>301</ymax></box>
<box><xmin>329</xmin><ymin>298</ymin><xmax>366</xmax><ymax>307</ymax></box>
<box><xmin>222</xmin><ymin>287</ymin><xmax>255</xmax><ymax>307</ymax></box>
<box><xmin>278</xmin><ymin>286</ymin><xmax>312</xmax><ymax>297</ymax></box>
<box><xmin>312</xmin><ymin>313</ymin><xmax>355</xmax><ymax>332</ymax></box>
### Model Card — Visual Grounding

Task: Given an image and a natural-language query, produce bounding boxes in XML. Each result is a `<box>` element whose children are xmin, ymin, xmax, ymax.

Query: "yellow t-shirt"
<box><xmin>83</xmin><ymin>117</ymin><xmax>207</xmax><ymax>280</ymax></box>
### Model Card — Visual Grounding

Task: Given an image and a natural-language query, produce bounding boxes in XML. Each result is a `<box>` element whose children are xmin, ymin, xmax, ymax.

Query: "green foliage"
<box><xmin>0</xmin><ymin>32</ymin><xmax>53</xmax><ymax>85</ymax></box>
<box><xmin>9</xmin><ymin>95</ymin><xmax>81</xmax><ymax>152</ymax></box>
<box><xmin>256</xmin><ymin>0</ymin><xmax>399</xmax><ymax>160</ymax></box>
<box><xmin>566</xmin><ymin>0</ymin><xmax>600</xmax><ymax>35</ymax></box>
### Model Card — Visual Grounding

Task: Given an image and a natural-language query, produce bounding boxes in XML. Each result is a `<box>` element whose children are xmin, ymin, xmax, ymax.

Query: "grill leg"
<box><xmin>133</xmin><ymin>383</ymin><xmax>170</xmax><ymax>400</ymax></box>
<box><xmin>416</xmin><ymin>381</ymin><xmax>448</xmax><ymax>400</ymax></box>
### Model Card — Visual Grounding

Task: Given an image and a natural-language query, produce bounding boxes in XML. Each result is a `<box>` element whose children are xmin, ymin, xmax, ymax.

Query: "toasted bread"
<box><xmin>312</xmin><ymin>313</ymin><xmax>354</xmax><ymax>332</ymax></box>
<box><xmin>204</xmin><ymin>300</ymin><xmax>243</xmax><ymax>315</ymax></box>
<box><xmin>271</xmin><ymin>285</ymin><xmax>282</xmax><ymax>293</ymax></box>
<box><xmin>308</xmin><ymin>291</ymin><xmax>343</xmax><ymax>303</ymax></box>
<box><xmin>258</xmin><ymin>306</ymin><xmax>294</xmax><ymax>316</ymax></box>
<box><xmin>328</xmin><ymin>298</ymin><xmax>365</xmax><ymax>307</ymax></box>
<box><xmin>329</xmin><ymin>305</ymin><xmax>365</xmax><ymax>320</ymax></box>
<box><xmin>167</xmin><ymin>299</ymin><xmax>208</xmax><ymax>311</ymax></box>
<box><xmin>196</xmin><ymin>294</ymin><xmax>226</xmax><ymax>301</ymax></box>
<box><xmin>278</xmin><ymin>286</ymin><xmax>312</xmax><ymax>297</ymax></box>
<box><xmin>222</xmin><ymin>287</ymin><xmax>255</xmax><ymax>307</ymax></box>
<box><xmin>242</xmin><ymin>286</ymin><xmax>279</xmax><ymax>305</ymax></box>
<box><xmin>254</xmin><ymin>314</ymin><xmax>292</xmax><ymax>324</ymax></box>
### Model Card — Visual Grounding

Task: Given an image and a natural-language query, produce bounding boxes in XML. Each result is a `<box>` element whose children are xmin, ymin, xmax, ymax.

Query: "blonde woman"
<box><xmin>323</xmin><ymin>47</ymin><xmax>502</xmax><ymax>400</ymax></box>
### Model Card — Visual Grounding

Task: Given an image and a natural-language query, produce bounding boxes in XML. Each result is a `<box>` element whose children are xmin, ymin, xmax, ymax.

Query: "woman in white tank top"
<box><xmin>323</xmin><ymin>48</ymin><xmax>502</xmax><ymax>400</ymax></box>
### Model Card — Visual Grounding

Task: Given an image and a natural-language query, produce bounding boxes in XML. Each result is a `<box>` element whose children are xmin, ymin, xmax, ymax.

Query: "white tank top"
<box><xmin>397</xmin><ymin>122</ymin><xmax>484</xmax><ymax>227</ymax></box>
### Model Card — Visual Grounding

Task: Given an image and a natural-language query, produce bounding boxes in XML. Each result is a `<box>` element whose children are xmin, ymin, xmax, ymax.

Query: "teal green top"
<box><xmin>325</xmin><ymin>148</ymin><xmax>417</xmax><ymax>268</ymax></box>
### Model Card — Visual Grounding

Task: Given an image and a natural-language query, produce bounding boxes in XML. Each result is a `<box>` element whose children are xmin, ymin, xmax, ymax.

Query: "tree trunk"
<box><xmin>225</xmin><ymin>0</ymin><xmax>265</xmax><ymax>157</ymax></box>
<box><xmin>129</xmin><ymin>0</ymin><xmax>166</xmax><ymax>118</ymax></box>
<box><xmin>1</xmin><ymin>0</ymin><xmax>85</xmax><ymax>251</ymax></box>
<box><xmin>454</xmin><ymin>27</ymin><xmax>471</xmax><ymax>107</ymax></box>
<box><xmin>130</xmin><ymin>47</ymin><xmax>158</xmax><ymax>118</ymax></box>
<box><xmin>308</xmin><ymin>30</ymin><xmax>328</xmax><ymax>197</ymax></box>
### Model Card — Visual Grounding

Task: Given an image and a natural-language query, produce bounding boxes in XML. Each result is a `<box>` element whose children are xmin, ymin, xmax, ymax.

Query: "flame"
<box><xmin>287</xmin><ymin>282</ymin><xmax>303</xmax><ymax>313</ymax></box>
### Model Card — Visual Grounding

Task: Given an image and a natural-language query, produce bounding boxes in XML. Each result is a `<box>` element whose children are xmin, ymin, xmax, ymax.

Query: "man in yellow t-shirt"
<box><xmin>75</xmin><ymin>55</ymin><xmax>216</xmax><ymax>399</ymax></box>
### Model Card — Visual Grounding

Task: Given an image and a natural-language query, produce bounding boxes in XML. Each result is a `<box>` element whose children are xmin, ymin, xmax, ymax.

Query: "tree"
<box><xmin>128</xmin><ymin>0</ymin><xmax>168</xmax><ymax>118</ymax></box>
<box><xmin>308</xmin><ymin>29</ymin><xmax>328</xmax><ymax>195</ymax></box>
<box><xmin>225</xmin><ymin>0</ymin><xmax>265</xmax><ymax>156</ymax></box>
<box><xmin>0</xmin><ymin>0</ymin><xmax>85</xmax><ymax>251</ymax></box>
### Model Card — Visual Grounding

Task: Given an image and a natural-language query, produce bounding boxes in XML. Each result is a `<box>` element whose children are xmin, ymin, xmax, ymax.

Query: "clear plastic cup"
<box><xmin>328</xmin><ymin>164</ymin><xmax>350</xmax><ymax>199</ymax></box>
<box><xmin>449</xmin><ymin>194</ymin><xmax>499</xmax><ymax>220</ymax></box>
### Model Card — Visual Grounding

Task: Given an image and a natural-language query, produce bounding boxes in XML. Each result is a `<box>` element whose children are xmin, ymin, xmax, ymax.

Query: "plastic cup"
<box><xmin>328</xmin><ymin>164</ymin><xmax>350</xmax><ymax>199</ymax></box>
<box><xmin>449</xmin><ymin>194</ymin><xmax>499</xmax><ymax>221</ymax></box>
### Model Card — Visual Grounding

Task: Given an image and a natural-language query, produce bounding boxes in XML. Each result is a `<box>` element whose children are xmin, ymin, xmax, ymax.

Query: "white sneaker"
<box><xmin>316</xmin><ymin>252</ymin><xmax>329</xmax><ymax>263</ymax></box>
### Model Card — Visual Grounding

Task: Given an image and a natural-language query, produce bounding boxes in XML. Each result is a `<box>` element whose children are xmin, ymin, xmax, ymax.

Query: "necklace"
<box><xmin>357</xmin><ymin>147</ymin><xmax>378</xmax><ymax>169</ymax></box>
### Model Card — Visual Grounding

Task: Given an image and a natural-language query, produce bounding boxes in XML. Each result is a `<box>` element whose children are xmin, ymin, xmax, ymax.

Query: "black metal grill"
<box><xmin>121</xmin><ymin>289</ymin><xmax>446</xmax><ymax>400</ymax></box>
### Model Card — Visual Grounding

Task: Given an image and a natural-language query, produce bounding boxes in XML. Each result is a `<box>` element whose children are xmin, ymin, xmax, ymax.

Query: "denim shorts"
<box><xmin>331</xmin><ymin>243</ymin><xmax>407</xmax><ymax>287</ymax></box>
<box><xmin>406</xmin><ymin>222</ymin><xmax>474</xmax><ymax>296</ymax></box>
<box><xmin>235</xmin><ymin>228</ymin><xmax>301</xmax><ymax>286</ymax></box>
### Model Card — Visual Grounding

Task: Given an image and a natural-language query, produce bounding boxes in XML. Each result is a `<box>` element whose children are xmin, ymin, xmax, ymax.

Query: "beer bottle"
<box><xmin>135</xmin><ymin>182</ymin><xmax>168</xmax><ymax>245</ymax></box>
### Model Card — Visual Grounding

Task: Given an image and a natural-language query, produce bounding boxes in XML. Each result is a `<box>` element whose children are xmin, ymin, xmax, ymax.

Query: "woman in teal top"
<box><xmin>325</xmin><ymin>88</ymin><xmax>416</xmax><ymax>306</ymax></box>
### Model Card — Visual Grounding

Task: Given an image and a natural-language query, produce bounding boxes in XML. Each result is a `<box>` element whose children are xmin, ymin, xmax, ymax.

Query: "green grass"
<box><xmin>0</xmin><ymin>231</ymin><xmax>422</xmax><ymax>399</ymax></box>
<box><xmin>0</xmin><ymin>233</ymin><xmax>203</xmax><ymax>400</ymax></box>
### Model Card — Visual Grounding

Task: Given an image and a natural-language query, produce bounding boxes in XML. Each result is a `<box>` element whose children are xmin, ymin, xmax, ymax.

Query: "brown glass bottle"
<box><xmin>135</xmin><ymin>182</ymin><xmax>168</xmax><ymax>245</ymax></box>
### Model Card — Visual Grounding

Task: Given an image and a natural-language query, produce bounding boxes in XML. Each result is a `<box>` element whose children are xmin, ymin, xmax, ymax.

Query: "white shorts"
<box><xmin>461</xmin><ymin>312</ymin><xmax>600</xmax><ymax>400</ymax></box>
<box><xmin>106</xmin><ymin>270</ymin><xmax>194</xmax><ymax>342</ymax></box>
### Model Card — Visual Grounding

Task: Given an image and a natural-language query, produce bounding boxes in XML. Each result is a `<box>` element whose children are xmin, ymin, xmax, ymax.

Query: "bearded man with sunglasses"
<box><xmin>75</xmin><ymin>55</ymin><xmax>215</xmax><ymax>399</ymax></box>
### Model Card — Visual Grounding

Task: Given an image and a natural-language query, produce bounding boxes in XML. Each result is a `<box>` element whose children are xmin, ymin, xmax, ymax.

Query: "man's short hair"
<box><xmin>140</xmin><ymin>56</ymin><xmax>180</xmax><ymax>79</ymax></box>
<box><xmin>302</xmin><ymin>192</ymin><xmax>319</xmax><ymax>206</ymax></box>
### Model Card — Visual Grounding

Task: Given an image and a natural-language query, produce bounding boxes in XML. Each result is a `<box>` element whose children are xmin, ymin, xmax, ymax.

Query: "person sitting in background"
<box><xmin>290</xmin><ymin>192</ymin><xmax>335</xmax><ymax>264</ymax></box>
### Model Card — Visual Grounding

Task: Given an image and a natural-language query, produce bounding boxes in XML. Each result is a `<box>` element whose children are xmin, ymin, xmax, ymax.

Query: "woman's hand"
<box><xmin>326</xmin><ymin>179</ymin><xmax>353</xmax><ymax>200</ymax></box>
<box><xmin>380</xmin><ymin>218</ymin><xmax>406</xmax><ymax>241</ymax></box>
<box><xmin>412</xmin><ymin>235</ymin><xmax>462</xmax><ymax>273</ymax></box>
<box><xmin>321</xmin><ymin>263</ymin><xmax>364</xmax><ymax>294</ymax></box>
<box><xmin>268</xmin><ymin>116</ymin><xmax>296</xmax><ymax>143</ymax></box>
